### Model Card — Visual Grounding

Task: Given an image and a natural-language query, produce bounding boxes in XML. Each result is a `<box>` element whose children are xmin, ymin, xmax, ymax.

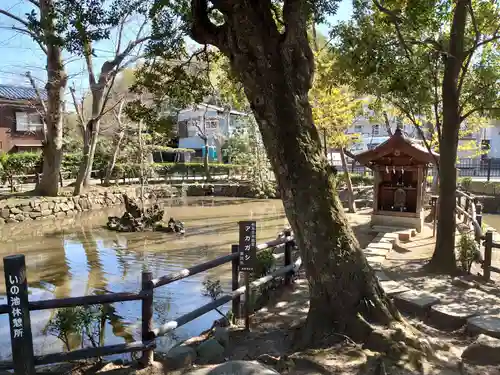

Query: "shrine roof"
<box><xmin>353</xmin><ymin>128</ymin><xmax>439</xmax><ymax>166</ymax></box>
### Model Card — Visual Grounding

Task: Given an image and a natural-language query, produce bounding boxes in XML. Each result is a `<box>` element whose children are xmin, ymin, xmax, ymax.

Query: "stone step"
<box><xmin>393</xmin><ymin>290</ymin><xmax>440</xmax><ymax>316</ymax></box>
<box><xmin>467</xmin><ymin>315</ymin><xmax>500</xmax><ymax>339</ymax></box>
<box><xmin>365</xmin><ymin>254</ymin><xmax>387</xmax><ymax>266</ymax></box>
<box><xmin>379</xmin><ymin>280</ymin><xmax>410</xmax><ymax>296</ymax></box>
<box><xmin>375</xmin><ymin>270</ymin><xmax>391</xmax><ymax>281</ymax></box>
<box><xmin>462</xmin><ymin>289</ymin><xmax>500</xmax><ymax>316</ymax></box>
<box><xmin>429</xmin><ymin>303</ymin><xmax>479</xmax><ymax>331</ymax></box>
<box><xmin>371</xmin><ymin>226</ymin><xmax>416</xmax><ymax>242</ymax></box>
<box><xmin>373</xmin><ymin>234</ymin><xmax>398</xmax><ymax>246</ymax></box>
<box><xmin>363</xmin><ymin>248</ymin><xmax>390</xmax><ymax>258</ymax></box>
<box><xmin>366</xmin><ymin>242</ymin><xmax>393</xmax><ymax>251</ymax></box>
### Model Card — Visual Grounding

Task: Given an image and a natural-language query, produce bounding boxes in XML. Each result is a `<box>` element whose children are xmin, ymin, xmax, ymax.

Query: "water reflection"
<box><xmin>0</xmin><ymin>197</ymin><xmax>286</xmax><ymax>360</ymax></box>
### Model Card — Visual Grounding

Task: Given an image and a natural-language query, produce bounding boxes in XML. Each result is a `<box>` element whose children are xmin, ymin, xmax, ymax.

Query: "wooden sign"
<box><xmin>3</xmin><ymin>254</ymin><xmax>35</xmax><ymax>375</ymax></box>
<box><xmin>239</xmin><ymin>221</ymin><xmax>256</xmax><ymax>272</ymax></box>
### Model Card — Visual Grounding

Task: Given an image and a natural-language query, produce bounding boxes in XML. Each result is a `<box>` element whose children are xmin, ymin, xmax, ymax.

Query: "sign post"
<box><xmin>3</xmin><ymin>254</ymin><xmax>35</xmax><ymax>375</ymax></box>
<box><xmin>238</xmin><ymin>220</ymin><xmax>256</xmax><ymax>331</ymax></box>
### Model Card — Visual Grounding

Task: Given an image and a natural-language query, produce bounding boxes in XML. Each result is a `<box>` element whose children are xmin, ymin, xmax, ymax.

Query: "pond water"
<box><xmin>0</xmin><ymin>197</ymin><xmax>287</xmax><ymax>361</ymax></box>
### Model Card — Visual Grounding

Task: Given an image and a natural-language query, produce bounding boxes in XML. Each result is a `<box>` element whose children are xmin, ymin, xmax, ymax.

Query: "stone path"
<box><xmin>365</xmin><ymin>225</ymin><xmax>500</xmax><ymax>339</ymax></box>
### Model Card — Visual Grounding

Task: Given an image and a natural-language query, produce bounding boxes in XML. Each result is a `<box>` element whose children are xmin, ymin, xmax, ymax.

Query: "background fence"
<box><xmin>0</xmin><ymin>230</ymin><xmax>298</xmax><ymax>375</ymax></box>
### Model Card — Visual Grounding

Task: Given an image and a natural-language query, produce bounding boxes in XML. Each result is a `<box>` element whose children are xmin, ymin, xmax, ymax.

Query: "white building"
<box><xmin>176</xmin><ymin>103</ymin><xmax>247</xmax><ymax>162</ymax></box>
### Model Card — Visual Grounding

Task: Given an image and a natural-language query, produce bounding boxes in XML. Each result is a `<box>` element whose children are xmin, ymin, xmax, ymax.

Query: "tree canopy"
<box><xmin>329</xmin><ymin>0</ymin><xmax>500</xmax><ymax>148</ymax></box>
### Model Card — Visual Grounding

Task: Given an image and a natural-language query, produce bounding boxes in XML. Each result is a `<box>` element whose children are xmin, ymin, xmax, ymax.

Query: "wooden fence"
<box><xmin>0</xmin><ymin>231</ymin><xmax>298</xmax><ymax>375</ymax></box>
<box><xmin>440</xmin><ymin>189</ymin><xmax>500</xmax><ymax>281</ymax></box>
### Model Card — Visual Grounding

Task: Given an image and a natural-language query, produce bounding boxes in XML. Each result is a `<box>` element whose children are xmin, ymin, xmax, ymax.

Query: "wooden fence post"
<box><xmin>140</xmin><ymin>271</ymin><xmax>154</xmax><ymax>367</ymax></box>
<box><xmin>284</xmin><ymin>229</ymin><xmax>292</xmax><ymax>286</ymax></box>
<box><xmin>231</xmin><ymin>244</ymin><xmax>240</xmax><ymax>323</ymax></box>
<box><xmin>3</xmin><ymin>254</ymin><xmax>35</xmax><ymax>375</ymax></box>
<box><xmin>484</xmin><ymin>231</ymin><xmax>493</xmax><ymax>281</ymax></box>
<box><xmin>475</xmin><ymin>202</ymin><xmax>483</xmax><ymax>228</ymax></box>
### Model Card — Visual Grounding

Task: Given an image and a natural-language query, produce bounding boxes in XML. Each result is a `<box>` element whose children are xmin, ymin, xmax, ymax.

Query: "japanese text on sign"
<box><xmin>239</xmin><ymin>220</ymin><xmax>257</xmax><ymax>272</ymax></box>
<box><xmin>7</xmin><ymin>273</ymin><xmax>24</xmax><ymax>339</ymax></box>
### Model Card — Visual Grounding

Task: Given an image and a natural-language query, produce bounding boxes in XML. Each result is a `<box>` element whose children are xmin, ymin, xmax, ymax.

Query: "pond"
<box><xmin>0</xmin><ymin>197</ymin><xmax>288</xmax><ymax>361</ymax></box>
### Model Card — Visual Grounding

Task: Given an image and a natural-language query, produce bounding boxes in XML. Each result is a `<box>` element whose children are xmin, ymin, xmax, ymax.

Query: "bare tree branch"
<box><xmin>25</xmin><ymin>71</ymin><xmax>47</xmax><ymax>116</ymax></box>
<box><xmin>69</xmin><ymin>84</ymin><xmax>86</xmax><ymax>135</ymax></box>
<box><xmin>27</xmin><ymin>0</ymin><xmax>40</xmax><ymax>7</ymax></box>
<box><xmin>0</xmin><ymin>9</ymin><xmax>30</xmax><ymax>27</ymax></box>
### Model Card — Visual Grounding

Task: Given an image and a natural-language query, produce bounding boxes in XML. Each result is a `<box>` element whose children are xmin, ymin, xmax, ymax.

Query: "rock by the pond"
<box><xmin>214</xmin><ymin>326</ymin><xmax>229</xmax><ymax>348</ymax></box>
<box><xmin>185</xmin><ymin>360</ymin><xmax>279</xmax><ymax>375</ymax></box>
<box><xmin>164</xmin><ymin>345</ymin><xmax>198</xmax><ymax>369</ymax></box>
<box><xmin>196</xmin><ymin>338</ymin><xmax>225</xmax><ymax>364</ymax></box>
<box><xmin>462</xmin><ymin>334</ymin><xmax>500</xmax><ymax>365</ymax></box>
<box><xmin>467</xmin><ymin>315</ymin><xmax>500</xmax><ymax>339</ymax></box>
<box><xmin>106</xmin><ymin>194</ymin><xmax>186</xmax><ymax>234</ymax></box>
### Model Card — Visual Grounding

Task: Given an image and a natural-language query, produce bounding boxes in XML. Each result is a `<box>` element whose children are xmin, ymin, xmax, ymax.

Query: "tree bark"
<box><xmin>35</xmin><ymin>0</ymin><xmax>67</xmax><ymax>196</ymax></box>
<box><xmin>203</xmin><ymin>141</ymin><xmax>210</xmax><ymax>181</ymax></box>
<box><xmin>340</xmin><ymin>148</ymin><xmax>356</xmax><ymax>213</ymax></box>
<box><xmin>190</xmin><ymin>0</ymin><xmax>400</xmax><ymax>344</ymax></box>
<box><xmin>73</xmin><ymin>88</ymin><xmax>104</xmax><ymax>196</ymax></box>
<box><xmin>383</xmin><ymin>112</ymin><xmax>393</xmax><ymax>136</ymax></box>
<box><xmin>429</xmin><ymin>0</ymin><xmax>468</xmax><ymax>273</ymax></box>
<box><xmin>103</xmin><ymin>130</ymin><xmax>125</xmax><ymax>186</ymax></box>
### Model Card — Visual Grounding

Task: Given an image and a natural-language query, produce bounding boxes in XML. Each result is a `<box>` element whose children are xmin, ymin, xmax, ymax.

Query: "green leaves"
<box><xmin>330</xmin><ymin>0</ymin><xmax>500</xmax><ymax>148</ymax></box>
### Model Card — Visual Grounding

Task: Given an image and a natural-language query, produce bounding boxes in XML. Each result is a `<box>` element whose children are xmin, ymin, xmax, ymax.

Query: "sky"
<box><xmin>0</xmin><ymin>0</ymin><xmax>353</xmax><ymax>102</ymax></box>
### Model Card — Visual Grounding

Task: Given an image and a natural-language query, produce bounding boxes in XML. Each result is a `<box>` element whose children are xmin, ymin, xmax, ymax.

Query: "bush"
<box><xmin>43</xmin><ymin>305</ymin><xmax>107</xmax><ymax>352</ymax></box>
<box><xmin>457</xmin><ymin>232</ymin><xmax>479</xmax><ymax>273</ymax></box>
<box><xmin>459</xmin><ymin>177</ymin><xmax>472</xmax><ymax>191</ymax></box>
<box><xmin>1</xmin><ymin>152</ymin><xmax>42</xmax><ymax>177</ymax></box>
<box><xmin>337</xmin><ymin>173</ymin><xmax>374</xmax><ymax>187</ymax></box>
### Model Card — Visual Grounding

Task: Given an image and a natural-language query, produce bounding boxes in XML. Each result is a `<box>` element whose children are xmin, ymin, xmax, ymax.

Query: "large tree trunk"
<box><xmin>341</xmin><ymin>148</ymin><xmax>356</xmax><ymax>213</ymax></box>
<box><xmin>429</xmin><ymin>0</ymin><xmax>468</xmax><ymax>273</ymax></box>
<box><xmin>35</xmin><ymin>0</ymin><xmax>67</xmax><ymax>196</ymax></box>
<box><xmin>190</xmin><ymin>1</ymin><xmax>400</xmax><ymax>344</ymax></box>
<box><xmin>74</xmin><ymin>89</ymin><xmax>104</xmax><ymax>196</ymax></box>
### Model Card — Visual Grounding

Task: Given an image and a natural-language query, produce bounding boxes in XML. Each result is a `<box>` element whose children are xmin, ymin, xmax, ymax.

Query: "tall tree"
<box><xmin>310</xmin><ymin>49</ymin><xmax>362</xmax><ymax>212</ymax></box>
<box><xmin>331</xmin><ymin>0</ymin><xmax>500</xmax><ymax>273</ymax></box>
<box><xmin>0</xmin><ymin>0</ymin><xmax>67</xmax><ymax>196</ymax></box>
<box><xmin>139</xmin><ymin>0</ymin><xmax>408</xmax><ymax>346</ymax></box>
<box><xmin>65</xmin><ymin>1</ymin><xmax>153</xmax><ymax>195</ymax></box>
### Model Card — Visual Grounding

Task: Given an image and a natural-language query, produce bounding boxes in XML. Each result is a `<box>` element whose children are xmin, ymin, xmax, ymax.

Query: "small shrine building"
<box><xmin>354</xmin><ymin>128</ymin><xmax>439</xmax><ymax>232</ymax></box>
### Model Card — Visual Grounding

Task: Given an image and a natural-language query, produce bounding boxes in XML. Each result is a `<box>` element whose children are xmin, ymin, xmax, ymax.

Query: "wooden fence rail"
<box><xmin>0</xmin><ymin>230</ymin><xmax>296</xmax><ymax>374</ymax></box>
<box><xmin>455</xmin><ymin>189</ymin><xmax>500</xmax><ymax>282</ymax></box>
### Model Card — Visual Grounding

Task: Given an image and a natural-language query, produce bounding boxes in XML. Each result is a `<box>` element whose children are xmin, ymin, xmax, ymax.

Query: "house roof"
<box><xmin>0</xmin><ymin>84</ymin><xmax>48</xmax><ymax>101</ymax></box>
<box><xmin>354</xmin><ymin>127</ymin><xmax>439</xmax><ymax>166</ymax></box>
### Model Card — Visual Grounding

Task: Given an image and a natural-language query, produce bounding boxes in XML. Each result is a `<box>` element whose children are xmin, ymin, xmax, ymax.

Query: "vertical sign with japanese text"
<box><xmin>4</xmin><ymin>254</ymin><xmax>35</xmax><ymax>375</ymax></box>
<box><xmin>239</xmin><ymin>220</ymin><xmax>256</xmax><ymax>272</ymax></box>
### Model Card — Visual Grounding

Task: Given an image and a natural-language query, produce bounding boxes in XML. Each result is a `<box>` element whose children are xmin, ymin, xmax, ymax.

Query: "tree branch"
<box><xmin>461</xmin><ymin>106</ymin><xmax>500</xmax><ymax>121</ymax></box>
<box><xmin>458</xmin><ymin>0</ymin><xmax>480</xmax><ymax>95</ymax></box>
<box><xmin>0</xmin><ymin>8</ymin><xmax>48</xmax><ymax>54</ymax></box>
<box><xmin>27</xmin><ymin>0</ymin><xmax>40</xmax><ymax>7</ymax></box>
<box><xmin>69</xmin><ymin>84</ymin><xmax>86</xmax><ymax>135</ymax></box>
<box><xmin>0</xmin><ymin>9</ymin><xmax>30</xmax><ymax>28</ymax></box>
<box><xmin>190</xmin><ymin>0</ymin><xmax>226</xmax><ymax>49</ymax></box>
<box><xmin>9</xmin><ymin>26</ymin><xmax>47</xmax><ymax>54</ymax></box>
<box><xmin>372</xmin><ymin>0</ymin><xmax>413</xmax><ymax>61</ymax></box>
<box><xmin>25</xmin><ymin>71</ymin><xmax>47</xmax><ymax>116</ymax></box>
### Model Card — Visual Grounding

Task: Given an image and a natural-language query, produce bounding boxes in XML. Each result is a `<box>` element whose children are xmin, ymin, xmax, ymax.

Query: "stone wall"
<box><xmin>0</xmin><ymin>183</ymin><xmax>277</xmax><ymax>226</ymax></box>
<box><xmin>0</xmin><ymin>185</ymin><xmax>179</xmax><ymax>225</ymax></box>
